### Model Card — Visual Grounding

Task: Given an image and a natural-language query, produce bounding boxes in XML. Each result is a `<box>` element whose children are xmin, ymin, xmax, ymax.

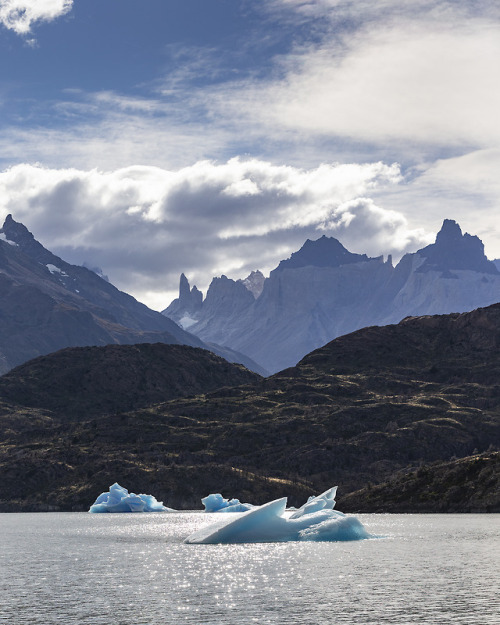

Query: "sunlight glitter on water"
<box><xmin>0</xmin><ymin>512</ymin><xmax>499</xmax><ymax>624</ymax></box>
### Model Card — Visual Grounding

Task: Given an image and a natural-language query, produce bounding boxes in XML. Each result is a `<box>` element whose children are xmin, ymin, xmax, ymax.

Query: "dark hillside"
<box><xmin>0</xmin><ymin>304</ymin><xmax>499</xmax><ymax>511</ymax></box>
<box><xmin>0</xmin><ymin>343</ymin><xmax>261</xmax><ymax>418</ymax></box>
<box><xmin>295</xmin><ymin>303</ymin><xmax>500</xmax><ymax>384</ymax></box>
<box><xmin>339</xmin><ymin>451</ymin><xmax>500</xmax><ymax>512</ymax></box>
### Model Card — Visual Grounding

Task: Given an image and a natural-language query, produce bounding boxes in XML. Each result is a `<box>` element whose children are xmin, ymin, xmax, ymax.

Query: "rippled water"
<box><xmin>0</xmin><ymin>512</ymin><xmax>498</xmax><ymax>624</ymax></box>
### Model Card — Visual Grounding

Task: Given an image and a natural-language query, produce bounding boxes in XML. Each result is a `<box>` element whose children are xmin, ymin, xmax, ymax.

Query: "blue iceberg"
<box><xmin>202</xmin><ymin>493</ymin><xmax>255</xmax><ymax>513</ymax></box>
<box><xmin>185</xmin><ymin>487</ymin><xmax>371</xmax><ymax>544</ymax></box>
<box><xmin>89</xmin><ymin>482</ymin><xmax>175</xmax><ymax>513</ymax></box>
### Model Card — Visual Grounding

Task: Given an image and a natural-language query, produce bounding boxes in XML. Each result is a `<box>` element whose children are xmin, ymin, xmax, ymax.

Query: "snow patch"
<box><xmin>239</xmin><ymin>270</ymin><xmax>265</xmax><ymax>299</ymax></box>
<box><xmin>179</xmin><ymin>314</ymin><xmax>198</xmax><ymax>329</ymax></box>
<box><xmin>46</xmin><ymin>263</ymin><xmax>68</xmax><ymax>277</ymax></box>
<box><xmin>0</xmin><ymin>233</ymin><xmax>18</xmax><ymax>246</ymax></box>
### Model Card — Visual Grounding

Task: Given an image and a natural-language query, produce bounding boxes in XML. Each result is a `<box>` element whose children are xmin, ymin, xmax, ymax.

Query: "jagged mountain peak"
<box><xmin>275</xmin><ymin>234</ymin><xmax>371</xmax><ymax>271</ymax></box>
<box><xmin>239</xmin><ymin>270</ymin><xmax>265</xmax><ymax>299</ymax></box>
<box><xmin>1</xmin><ymin>214</ymin><xmax>35</xmax><ymax>244</ymax></box>
<box><xmin>163</xmin><ymin>219</ymin><xmax>500</xmax><ymax>374</ymax></box>
<box><xmin>179</xmin><ymin>273</ymin><xmax>191</xmax><ymax>299</ymax></box>
<box><xmin>0</xmin><ymin>215</ymin><xmax>266</xmax><ymax>375</ymax></box>
<box><xmin>436</xmin><ymin>218</ymin><xmax>463</xmax><ymax>242</ymax></box>
<box><xmin>177</xmin><ymin>273</ymin><xmax>203</xmax><ymax>310</ymax></box>
<box><xmin>416</xmin><ymin>219</ymin><xmax>498</xmax><ymax>275</ymax></box>
<box><xmin>0</xmin><ymin>214</ymin><xmax>60</xmax><ymax>267</ymax></box>
<box><xmin>2</xmin><ymin>213</ymin><xmax>24</xmax><ymax>230</ymax></box>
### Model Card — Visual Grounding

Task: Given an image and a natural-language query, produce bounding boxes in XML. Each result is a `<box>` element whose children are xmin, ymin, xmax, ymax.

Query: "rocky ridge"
<box><xmin>0</xmin><ymin>215</ymin><xmax>264</xmax><ymax>375</ymax></box>
<box><xmin>164</xmin><ymin>220</ymin><xmax>500</xmax><ymax>373</ymax></box>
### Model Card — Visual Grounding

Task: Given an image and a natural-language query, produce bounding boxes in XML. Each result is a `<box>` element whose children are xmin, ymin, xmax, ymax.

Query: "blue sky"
<box><xmin>1</xmin><ymin>0</ymin><xmax>500</xmax><ymax>309</ymax></box>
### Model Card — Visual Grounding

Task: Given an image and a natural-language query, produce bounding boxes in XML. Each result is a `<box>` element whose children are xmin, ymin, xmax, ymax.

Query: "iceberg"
<box><xmin>89</xmin><ymin>482</ymin><xmax>175</xmax><ymax>513</ymax></box>
<box><xmin>289</xmin><ymin>485</ymin><xmax>337</xmax><ymax>518</ymax></box>
<box><xmin>202</xmin><ymin>493</ymin><xmax>255</xmax><ymax>513</ymax></box>
<box><xmin>185</xmin><ymin>487</ymin><xmax>371</xmax><ymax>544</ymax></box>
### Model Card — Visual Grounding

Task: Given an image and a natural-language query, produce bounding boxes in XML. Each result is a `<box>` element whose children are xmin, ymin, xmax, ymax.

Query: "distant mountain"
<box><xmin>1</xmin><ymin>303</ymin><xmax>499</xmax><ymax>512</ymax></box>
<box><xmin>416</xmin><ymin>219</ymin><xmax>497</xmax><ymax>274</ymax></box>
<box><xmin>275</xmin><ymin>235</ymin><xmax>371</xmax><ymax>270</ymax></box>
<box><xmin>0</xmin><ymin>215</ymin><xmax>264</xmax><ymax>374</ymax></box>
<box><xmin>164</xmin><ymin>219</ymin><xmax>500</xmax><ymax>373</ymax></box>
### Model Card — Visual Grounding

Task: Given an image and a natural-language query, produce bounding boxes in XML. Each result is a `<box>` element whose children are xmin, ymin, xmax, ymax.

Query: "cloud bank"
<box><xmin>0</xmin><ymin>159</ymin><xmax>429</xmax><ymax>309</ymax></box>
<box><xmin>0</xmin><ymin>0</ymin><xmax>72</xmax><ymax>34</ymax></box>
<box><xmin>1</xmin><ymin>0</ymin><xmax>499</xmax><ymax>311</ymax></box>
<box><xmin>224</xmin><ymin>9</ymin><xmax>500</xmax><ymax>152</ymax></box>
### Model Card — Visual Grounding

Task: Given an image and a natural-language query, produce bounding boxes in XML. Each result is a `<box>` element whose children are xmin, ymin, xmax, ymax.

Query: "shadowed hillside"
<box><xmin>0</xmin><ymin>305</ymin><xmax>499</xmax><ymax>512</ymax></box>
<box><xmin>0</xmin><ymin>343</ymin><xmax>262</xmax><ymax>418</ymax></box>
<box><xmin>339</xmin><ymin>451</ymin><xmax>500</xmax><ymax>513</ymax></box>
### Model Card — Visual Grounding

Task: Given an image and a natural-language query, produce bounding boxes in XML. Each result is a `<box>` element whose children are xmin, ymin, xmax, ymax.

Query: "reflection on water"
<box><xmin>0</xmin><ymin>512</ymin><xmax>498</xmax><ymax>624</ymax></box>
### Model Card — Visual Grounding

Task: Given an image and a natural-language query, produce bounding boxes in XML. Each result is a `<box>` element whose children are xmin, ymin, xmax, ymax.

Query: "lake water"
<box><xmin>0</xmin><ymin>512</ymin><xmax>498</xmax><ymax>624</ymax></box>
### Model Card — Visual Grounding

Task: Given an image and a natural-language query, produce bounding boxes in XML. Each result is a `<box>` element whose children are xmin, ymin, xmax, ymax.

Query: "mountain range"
<box><xmin>0</xmin><ymin>215</ymin><xmax>264</xmax><ymax>375</ymax></box>
<box><xmin>0</xmin><ymin>214</ymin><xmax>498</xmax><ymax>512</ymax></box>
<box><xmin>164</xmin><ymin>219</ymin><xmax>500</xmax><ymax>373</ymax></box>
<box><xmin>0</xmin><ymin>303</ymin><xmax>498</xmax><ymax>512</ymax></box>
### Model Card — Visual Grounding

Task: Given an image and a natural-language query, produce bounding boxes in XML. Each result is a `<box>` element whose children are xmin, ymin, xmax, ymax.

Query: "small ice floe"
<box><xmin>185</xmin><ymin>487</ymin><xmax>371</xmax><ymax>544</ymax></box>
<box><xmin>89</xmin><ymin>482</ymin><xmax>175</xmax><ymax>513</ymax></box>
<box><xmin>202</xmin><ymin>493</ymin><xmax>255</xmax><ymax>513</ymax></box>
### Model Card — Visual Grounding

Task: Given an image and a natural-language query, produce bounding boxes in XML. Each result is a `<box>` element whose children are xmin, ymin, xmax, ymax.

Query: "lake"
<box><xmin>0</xmin><ymin>512</ymin><xmax>498</xmax><ymax>624</ymax></box>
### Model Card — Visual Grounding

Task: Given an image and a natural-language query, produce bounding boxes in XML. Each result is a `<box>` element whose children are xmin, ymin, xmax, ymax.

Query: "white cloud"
<box><xmin>1</xmin><ymin>0</ymin><xmax>499</xmax><ymax>302</ymax></box>
<box><xmin>0</xmin><ymin>0</ymin><xmax>72</xmax><ymax>35</ymax></box>
<box><xmin>318</xmin><ymin>197</ymin><xmax>432</xmax><ymax>257</ymax></box>
<box><xmin>225</xmin><ymin>20</ymin><xmax>500</xmax><ymax>151</ymax></box>
<box><xmin>2</xmin><ymin>4</ymin><xmax>499</xmax><ymax>173</ymax></box>
<box><xmin>376</xmin><ymin>148</ymin><xmax>500</xmax><ymax>259</ymax></box>
<box><xmin>269</xmin><ymin>0</ymin><xmax>500</xmax><ymax>22</ymax></box>
<box><xmin>0</xmin><ymin>159</ymin><xmax>426</xmax><ymax>308</ymax></box>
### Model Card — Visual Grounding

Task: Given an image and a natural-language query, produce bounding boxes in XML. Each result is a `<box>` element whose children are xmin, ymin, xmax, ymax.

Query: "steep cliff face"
<box><xmin>163</xmin><ymin>273</ymin><xmax>203</xmax><ymax>328</ymax></box>
<box><xmin>239</xmin><ymin>270</ymin><xmax>265</xmax><ymax>298</ymax></box>
<box><xmin>381</xmin><ymin>220</ymin><xmax>500</xmax><ymax>323</ymax></box>
<box><xmin>223</xmin><ymin>257</ymin><xmax>394</xmax><ymax>373</ymax></box>
<box><xmin>163</xmin><ymin>220</ymin><xmax>500</xmax><ymax>374</ymax></box>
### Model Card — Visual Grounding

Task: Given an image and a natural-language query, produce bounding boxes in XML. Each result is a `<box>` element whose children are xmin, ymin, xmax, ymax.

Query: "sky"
<box><xmin>0</xmin><ymin>0</ymin><xmax>499</xmax><ymax>310</ymax></box>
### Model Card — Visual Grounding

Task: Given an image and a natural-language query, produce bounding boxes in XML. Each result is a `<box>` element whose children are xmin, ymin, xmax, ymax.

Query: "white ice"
<box><xmin>179</xmin><ymin>314</ymin><xmax>198</xmax><ymax>329</ymax></box>
<box><xmin>89</xmin><ymin>482</ymin><xmax>175</xmax><ymax>513</ymax></box>
<box><xmin>185</xmin><ymin>487</ymin><xmax>371</xmax><ymax>544</ymax></box>
<box><xmin>202</xmin><ymin>493</ymin><xmax>255</xmax><ymax>513</ymax></box>
<box><xmin>46</xmin><ymin>263</ymin><xmax>68</xmax><ymax>277</ymax></box>
<box><xmin>0</xmin><ymin>233</ymin><xmax>18</xmax><ymax>246</ymax></box>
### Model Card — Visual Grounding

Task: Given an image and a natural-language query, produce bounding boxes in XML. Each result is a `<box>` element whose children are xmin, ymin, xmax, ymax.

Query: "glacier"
<box><xmin>89</xmin><ymin>482</ymin><xmax>175</xmax><ymax>513</ymax></box>
<box><xmin>202</xmin><ymin>493</ymin><xmax>255</xmax><ymax>513</ymax></box>
<box><xmin>185</xmin><ymin>487</ymin><xmax>371</xmax><ymax>544</ymax></box>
